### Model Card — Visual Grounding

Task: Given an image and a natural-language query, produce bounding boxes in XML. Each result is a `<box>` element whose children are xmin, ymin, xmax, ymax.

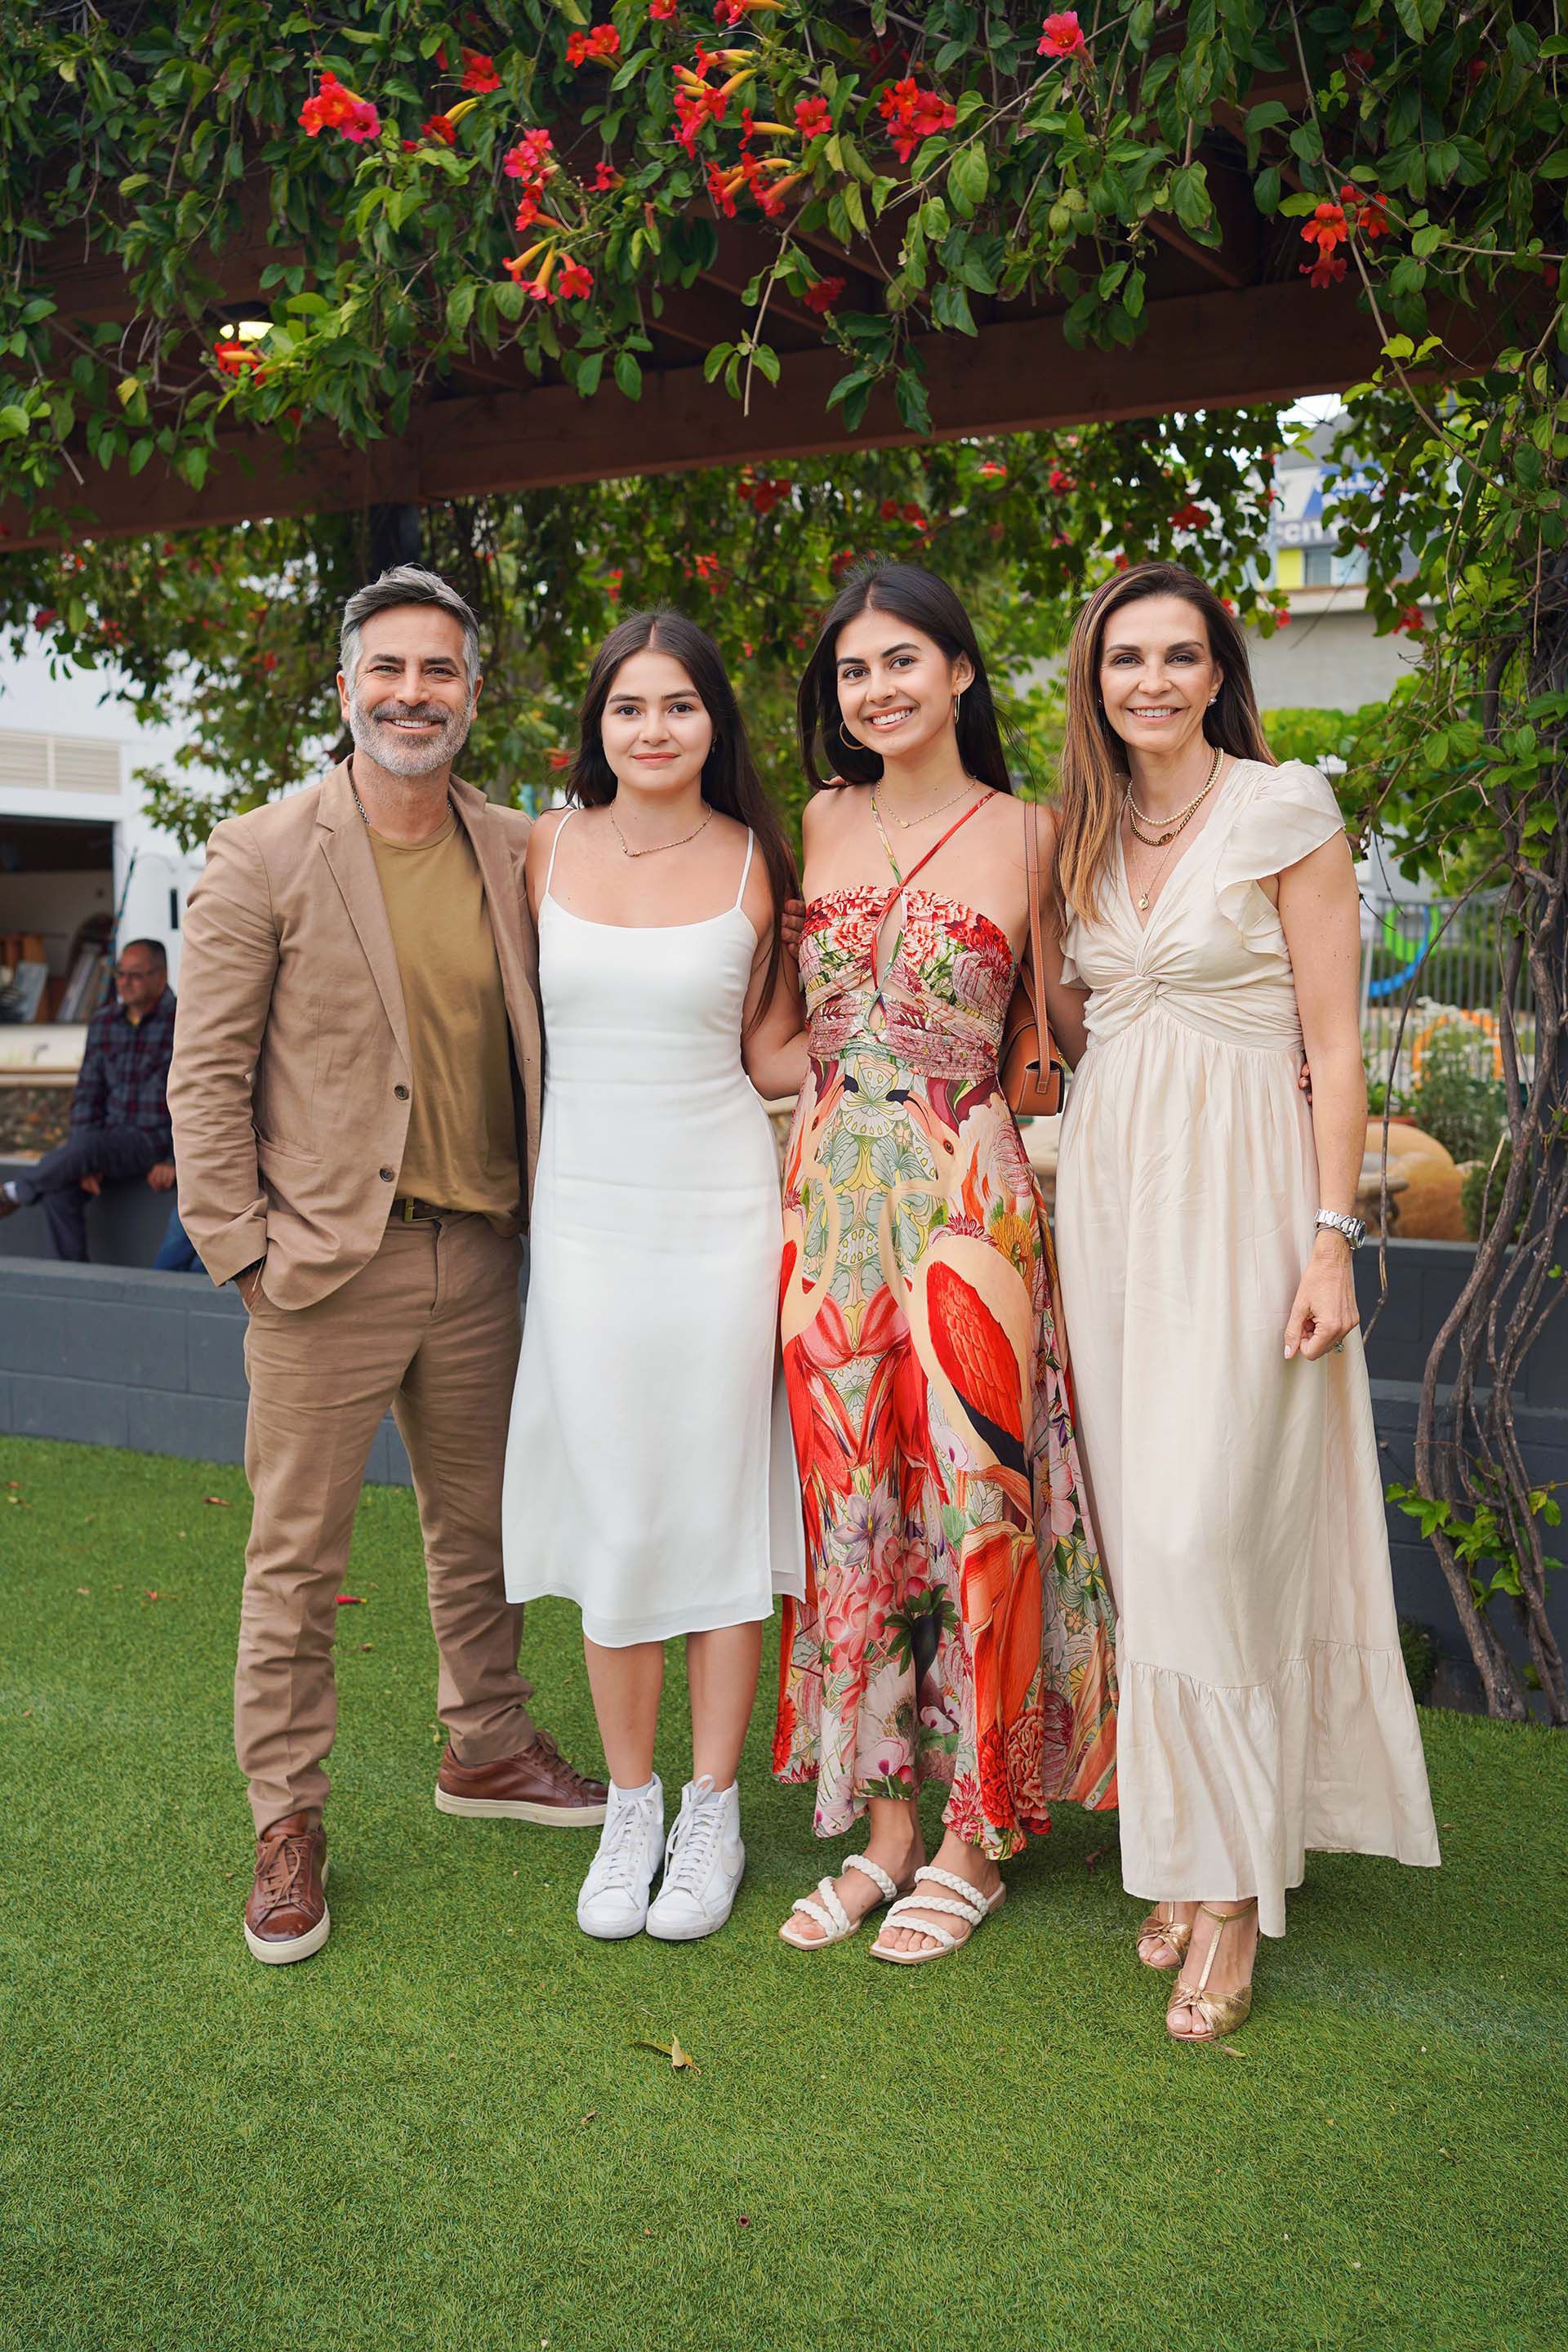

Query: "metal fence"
<box><xmin>1360</xmin><ymin>891</ymin><xmax>1535</xmax><ymax>1094</ymax></box>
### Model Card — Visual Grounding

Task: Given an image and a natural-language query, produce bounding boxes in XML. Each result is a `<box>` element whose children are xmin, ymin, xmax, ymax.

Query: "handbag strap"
<box><xmin>1023</xmin><ymin>802</ymin><xmax>1051</xmax><ymax>1050</ymax></box>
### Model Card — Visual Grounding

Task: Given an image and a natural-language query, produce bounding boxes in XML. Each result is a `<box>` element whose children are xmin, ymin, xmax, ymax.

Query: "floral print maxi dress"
<box><xmin>774</xmin><ymin>817</ymin><xmax>1118</xmax><ymax>1860</ymax></box>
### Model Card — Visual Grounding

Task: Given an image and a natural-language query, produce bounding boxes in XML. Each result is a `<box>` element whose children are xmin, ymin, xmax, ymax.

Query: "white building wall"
<box><xmin>0</xmin><ymin>644</ymin><xmax>215</xmax><ymax>985</ymax></box>
<box><xmin>1246</xmin><ymin>592</ymin><xmax>1414</xmax><ymax>712</ymax></box>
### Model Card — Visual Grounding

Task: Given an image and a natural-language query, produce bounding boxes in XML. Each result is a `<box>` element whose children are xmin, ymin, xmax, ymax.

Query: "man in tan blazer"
<box><xmin>170</xmin><ymin>564</ymin><xmax>606</xmax><ymax>1965</ymax></box>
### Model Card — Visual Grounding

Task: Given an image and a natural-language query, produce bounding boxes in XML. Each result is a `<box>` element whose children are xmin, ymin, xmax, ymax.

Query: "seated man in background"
<box><xmin>0</xmin><ymin>938</ymin><xmax>176</xmax><ymax>1261</ymax></box>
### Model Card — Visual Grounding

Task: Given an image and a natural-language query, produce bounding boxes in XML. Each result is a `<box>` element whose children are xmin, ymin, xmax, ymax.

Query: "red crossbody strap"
<box><xmin>889</xmin><ymin>793</ymin><xmax>991</xmax><ymax>894</ymax></box>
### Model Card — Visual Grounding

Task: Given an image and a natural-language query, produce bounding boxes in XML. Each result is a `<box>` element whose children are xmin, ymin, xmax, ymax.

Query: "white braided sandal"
<box><xmin>869</xmin><ymin>1863</ymin><xmax>1006</xmax><ymax>1965</ymax></box>
<box><xmin>778</xmin><ymin>1852</ymin><xmax>905</xmax><ymax>1949</ymax></box>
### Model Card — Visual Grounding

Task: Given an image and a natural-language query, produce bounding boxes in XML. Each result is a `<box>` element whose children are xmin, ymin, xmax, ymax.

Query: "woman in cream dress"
<box><xmin>1051</xmin><ymin>562</ymin><xmax>1438</xmax><ymax>2042</ymax></box>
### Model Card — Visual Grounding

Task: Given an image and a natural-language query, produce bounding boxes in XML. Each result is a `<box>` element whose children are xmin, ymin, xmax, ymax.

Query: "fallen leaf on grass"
<box><xmin>76</xmin><ymin>1587</ymin><xmax>90</xmax><ymax>1597</ymax></box>
<box><xmin>1084</xmin><ymin>1846</ymin><xmax>1108</xmax><ymax>1873</ymax></box>
<box><xmin>1218</xmin><ymin>2042</ymin><xmax>1246</xmax><ymax>2059</ymax></box>
<box><xmin>580</xmin><ymin>2112</ymin><xmax>597</xmax><ymax>2126</ymax></box>
<box><xmin>202</xmin><ymin>1495</ymin><xmax>232</xmax><ymax>1508</ymax></box>
<box><xmin>359</xmin><ymin>1642</ymin><xmax>373</xmax><ymax>1652</ymax></box>
<box><xmin>633</xmin><ymin>2036</ymin><xmax>701</xmax><ymax>2074</ymax></box>
<box><xmin>335</xmin><ymin>1592</ymin><xmax>366</xmax><ymax>1606</ymax></box>
<box><xmin>145</xmin><ymin>1589</ymin><xmax>160</xmax><ymax>1601</ymax></box>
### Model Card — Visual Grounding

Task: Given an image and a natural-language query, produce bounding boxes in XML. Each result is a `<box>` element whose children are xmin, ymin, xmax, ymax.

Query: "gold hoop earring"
<box><xmin>837</xmin><ymin>716</ymin><xmax>865</xmax><ymax>753</ymax></box>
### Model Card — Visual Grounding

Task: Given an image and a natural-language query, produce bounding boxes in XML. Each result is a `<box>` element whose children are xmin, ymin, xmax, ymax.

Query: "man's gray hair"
<box><xmin>339</xmin><ymin>565</ymin><xmax>481</xmax><ymax>691</ymax></box>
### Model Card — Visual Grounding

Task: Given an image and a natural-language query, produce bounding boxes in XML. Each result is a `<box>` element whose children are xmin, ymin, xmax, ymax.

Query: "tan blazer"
<box><xmin>169</xmin><ymin>762</ymin><xmax>541</xmax><ymax>1310</ymax></box>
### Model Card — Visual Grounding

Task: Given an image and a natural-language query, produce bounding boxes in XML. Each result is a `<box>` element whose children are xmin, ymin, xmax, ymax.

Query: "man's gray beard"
<box><xmin>348</xmin><ymin>688</ymin><xmax>474</xmax><ymax>778</ymax></box>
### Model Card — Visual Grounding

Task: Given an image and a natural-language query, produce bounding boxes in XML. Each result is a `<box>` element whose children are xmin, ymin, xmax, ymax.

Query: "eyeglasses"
<box><xmin>115</xmin><ymin>964</ymin><xmax>160</xmax><ymax>981</ymax></box>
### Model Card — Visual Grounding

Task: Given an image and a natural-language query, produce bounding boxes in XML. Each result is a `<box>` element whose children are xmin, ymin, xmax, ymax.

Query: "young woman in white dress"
<box><xmin>1050</xmin><ymin>561</ymin><xmax>1439</xmax><ymax>2042</ymax></box>
<box><xmin>501</xmin><ymin>611</ymin><xmax>806</xmax><ymax>1943</ymax></box>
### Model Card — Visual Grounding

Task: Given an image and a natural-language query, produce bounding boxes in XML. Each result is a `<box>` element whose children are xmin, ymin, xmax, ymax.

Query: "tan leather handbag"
<box><xmin>999</xmin><ymin>803</ymin><xmax>1062</xmax><ymax>1118</ymax></box>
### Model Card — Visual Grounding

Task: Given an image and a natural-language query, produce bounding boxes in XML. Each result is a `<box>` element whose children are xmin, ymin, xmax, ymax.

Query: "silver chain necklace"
<box><xmin>347</xmin><ymin>756</ymin><xmax>452</xmax><ymax>832</ymax></box>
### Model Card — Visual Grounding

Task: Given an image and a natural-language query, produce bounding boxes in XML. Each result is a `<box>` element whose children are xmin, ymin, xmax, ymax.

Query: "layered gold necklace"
<box><xmin>1123</xmin><ymin>746</ymin><xmax>1223</xmax><ymax>912</ymax></box>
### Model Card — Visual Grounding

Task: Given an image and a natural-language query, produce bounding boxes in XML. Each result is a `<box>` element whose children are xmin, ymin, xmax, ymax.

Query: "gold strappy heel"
<box><xmin>1166</xmin><ymin>1900</ymin><xmax>1258</xmax><ymax>2042</ymax></box>
<box><xmin>1136</xmin><ymin>1903</ymin><xmax>1192</xmax><ymax>1971</ymax></box>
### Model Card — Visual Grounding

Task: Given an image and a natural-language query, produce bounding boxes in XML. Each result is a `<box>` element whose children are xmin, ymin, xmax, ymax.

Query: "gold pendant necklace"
<box><xmin>609</xmin><ymin>803</ymin><xmax>715</xmax><ymax>858</ymax></box>
<box><xmin>1125</xmin><ymin>749</ymin><xmax>1223</xmax><ymax>912</ymax></box>
<box><xmin>872</xmin><ymin>780</ymin><xmax>981</xmax><ymax>831</ymax></box>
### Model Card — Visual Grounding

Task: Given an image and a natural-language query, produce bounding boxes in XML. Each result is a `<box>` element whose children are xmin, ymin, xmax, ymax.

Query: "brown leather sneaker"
<box><xmin>243</xmin><ymin>1811</ymin><xmax>330</xmax><ymax>1964</ymax></box>
<box><xmin>434</xmin><ymin>1731</ymin><xmax>608</xmax><ymax>1826</ymax></box>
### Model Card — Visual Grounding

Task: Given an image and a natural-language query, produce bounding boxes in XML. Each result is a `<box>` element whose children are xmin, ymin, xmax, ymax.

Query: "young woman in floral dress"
<box><xmin>772</xmin><ymin>563</ymin><xmax>1117</xmax><ymax>1963</ymax></box>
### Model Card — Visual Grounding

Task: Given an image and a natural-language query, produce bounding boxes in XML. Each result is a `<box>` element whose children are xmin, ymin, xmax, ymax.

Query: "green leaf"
<box><xmin>1169</xmin><ymin>163</ymin><xmax>1211</xmax><ymax>234</ymax></box>
<box><xmin>447</xmin><ymin>279</ymin><xmax>478</xmax><ymax>336</ymax></box>
<box><xmin>613</xmin><ymin>350</ymin><xmax>642</xmax><ymax>400</ymax></box>
<box><xmin>0</xmin><ymin>404</ymin><xmax>31</xmax><ymax>441</ymax></box>
<box><xmin>932</xmin><ymin>278</ymin><xmax>977</xmax><ymax>335</ymax></box>
<box><xmin>947</xmin><ymin>146</ymin><xmax>989</xmax><ymax>219</ymax></box>
<box><xmin>895</xmin><ymin>368</ymin><xmax>931</xmax><ymax>433</ymax></box>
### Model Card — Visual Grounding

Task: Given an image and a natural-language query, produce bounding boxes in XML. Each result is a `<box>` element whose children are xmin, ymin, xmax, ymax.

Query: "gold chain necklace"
<box><xmin>1124</xmin><ymin>750</ymin><xmax>1223</xmax><ymax>913</ymax></box>
<box><xmin>609</xmin><ymin>802</ymin><xmax>716</xmax><ymax>859</ymax></box>
<box><xmin>871</xmin><ymin>779</ymin><xmax>981</xmax><ymax>831</ymax></box>
<box><xmin>1125</xmin><ymin>746</ymin><xmax>1223</xmax><ymax>847</ymax></box>
<box><xmin>869</xmin><ymin>788</ymin><xmax>987</xmax><ymax>884</ymax></box>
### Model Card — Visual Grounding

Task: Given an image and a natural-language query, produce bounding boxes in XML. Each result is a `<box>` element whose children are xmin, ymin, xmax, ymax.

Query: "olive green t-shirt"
<box><xmin>368</xmin><ymin>810</ymin><xmax>520</xmax><ymax>1227</ymax></box>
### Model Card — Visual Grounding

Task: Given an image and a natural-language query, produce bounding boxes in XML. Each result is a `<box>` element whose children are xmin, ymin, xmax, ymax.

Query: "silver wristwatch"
<box><xmin>1316</xmin><ymin>1209</ymin><xmax>1366</xmax><ymax>1250</ymax></box>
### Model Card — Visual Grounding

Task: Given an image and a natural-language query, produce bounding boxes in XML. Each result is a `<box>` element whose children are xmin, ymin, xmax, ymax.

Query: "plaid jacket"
<box><xmin>71</xmin><ymin>988</ymin><xmax>176</xmax><ymax>1151</ymax></box>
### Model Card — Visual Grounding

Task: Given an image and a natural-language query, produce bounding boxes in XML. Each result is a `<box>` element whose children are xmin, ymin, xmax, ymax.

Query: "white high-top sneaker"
<box><xmin>645</xmin><ymin>1775</ymin><xmax>744</xmax><ymax>1942</ymax></box>
<box><xmin>576</xmin><ymin>1775</ymin><xmax>665</xmax><ymax>1940</ymax></box>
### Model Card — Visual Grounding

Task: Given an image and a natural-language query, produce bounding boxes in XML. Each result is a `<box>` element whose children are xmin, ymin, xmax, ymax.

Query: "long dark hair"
<box><xmin>568</xmin><ymin>608</ymin><xmax>797</xmax><ymax>1027</ymax></box>
<box><xmin>796</xmin><ymin>560</ymin><xmax>1015</xmax><ymax>795</ymax></box>
<box><xmin>1055</xmin><ymin>560</ymin><xmax>1274</xmax><ymax>920</ymax></box>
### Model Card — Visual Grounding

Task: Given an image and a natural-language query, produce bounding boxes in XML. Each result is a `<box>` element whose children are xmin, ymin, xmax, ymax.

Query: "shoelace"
<box><xmin>591</xmin><ymin>1793</ymin><xmax>660</xmax><ymax>1891</ymax></box>
<box><xmin>661</xmin><ymin>1784</ymin><xmax>724</xmax><ymax>1895</ymax></box>
<box><xmin>533</xmin><ymin>1729</ymin><xmax>601</xmax><ymax>1801</ymax></box>
<box><xmin>256</xmin><ymin>1833</ymin><xmax>314</xmax><ymax>1917</ymax></box>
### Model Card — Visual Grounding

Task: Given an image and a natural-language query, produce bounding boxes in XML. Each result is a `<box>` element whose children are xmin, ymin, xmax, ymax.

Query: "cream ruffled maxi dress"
<box><xmin>1053</xmin><ymin>758</ymin><xmax>1440</xmax><ymax>1937</ymax></box>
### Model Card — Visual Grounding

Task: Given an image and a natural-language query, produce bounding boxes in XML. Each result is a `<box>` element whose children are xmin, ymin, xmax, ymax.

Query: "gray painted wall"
<box><xmin>0</xmin><ymin>1256</ymin><xmax>412</xmax><ymax>1485</ymax></box>
<box><xmin>0</xmin><ymin>1154</ymin><xmax>173</xmax><ymax>1266</ymax></box>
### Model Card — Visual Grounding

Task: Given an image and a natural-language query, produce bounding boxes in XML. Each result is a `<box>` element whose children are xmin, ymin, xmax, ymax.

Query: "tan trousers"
<box><xmin>237</xmin><ymin>1211</ymin><xmax>534</xmax><ymax>1831</ymax></box>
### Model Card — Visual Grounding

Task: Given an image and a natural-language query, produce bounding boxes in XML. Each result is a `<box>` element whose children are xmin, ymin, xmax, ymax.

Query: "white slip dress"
<box><xmin>502</xmin><ymin>815</ymin><xmax>806</xmax><ymax>1646</ymax></box>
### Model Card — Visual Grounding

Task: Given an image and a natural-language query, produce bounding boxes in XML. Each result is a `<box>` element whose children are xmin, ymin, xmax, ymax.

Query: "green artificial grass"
<box><xmin>2</xmin><ymin>1435</ymin><xmax>1566</xmax><ymax>2352</ymax></box>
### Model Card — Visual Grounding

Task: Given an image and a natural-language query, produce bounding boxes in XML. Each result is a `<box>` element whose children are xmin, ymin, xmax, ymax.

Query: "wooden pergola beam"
<box><xmin>0</xmin><ymin>277</ymin><xmax>1486</xmax><ymax>552</ymax></box>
